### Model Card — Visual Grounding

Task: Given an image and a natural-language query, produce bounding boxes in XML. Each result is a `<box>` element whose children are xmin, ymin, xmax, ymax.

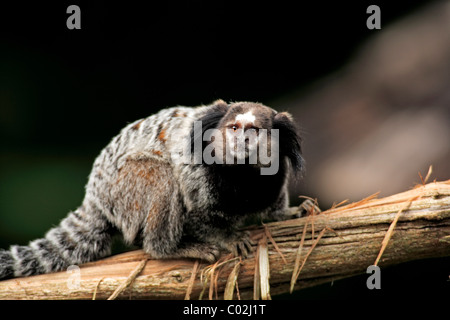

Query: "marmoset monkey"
<box><xmin>0</xmin><ymin>100</ymin><xmax>303</xmax><ymax>280</ymax></box>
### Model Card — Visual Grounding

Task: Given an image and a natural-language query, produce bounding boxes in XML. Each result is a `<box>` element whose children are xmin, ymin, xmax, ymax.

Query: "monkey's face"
<box><xmin>190</xmin><ymin>100</ymin><xmax>303</xmax><ymax>175</ymax></box>
<box><xmin>215</xmin><ymin>102</ymin><xmax>278</xmax><ymax>167</ymax></box>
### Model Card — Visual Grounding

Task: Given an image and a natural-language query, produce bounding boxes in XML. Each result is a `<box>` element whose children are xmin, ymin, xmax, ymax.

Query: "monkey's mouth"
<box><xmin>226</xmin><ymin>143</ymin><xmax>260</xmax><ymax>165</ymax></box>
<box><xmin>228</xmin><ymin>136</ymin><xmax>255</xmax><ymax>155</ymax></box>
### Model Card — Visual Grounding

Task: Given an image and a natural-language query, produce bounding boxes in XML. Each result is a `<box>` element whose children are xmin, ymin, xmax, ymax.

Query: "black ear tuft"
<box><xmin>190</xmin><ymin>100</ymin><xmax>228</xmax><ymax>154</ymax></box>
<box><xmin>273</xmin><ymin>112</ymin><xmax>304</xmax><ymax>174</ymax></box>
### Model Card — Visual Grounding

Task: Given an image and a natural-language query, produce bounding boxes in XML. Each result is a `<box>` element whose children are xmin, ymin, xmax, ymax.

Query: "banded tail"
<box><xmin>0</xmin><ymin>204</ymin><xmax>113</xmax><ymax>280</ymax></box>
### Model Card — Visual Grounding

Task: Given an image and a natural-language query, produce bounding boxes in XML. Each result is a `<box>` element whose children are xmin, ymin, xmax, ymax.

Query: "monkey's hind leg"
<box><xmin>141</xmin><ymin>182</ymin><xmax>223</xmax><ymax>263</ymax></box>
<box><xmin>116</xmin><ymin>156</ymin><xmax>219</xmax><ymax>263</ymax></box>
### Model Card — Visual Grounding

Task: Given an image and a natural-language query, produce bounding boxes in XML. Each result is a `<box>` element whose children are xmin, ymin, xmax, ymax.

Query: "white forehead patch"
<box><xmin>235</xmin><ymin>111</ymin><xmax>256</xmax><ymax>124</ymax></box>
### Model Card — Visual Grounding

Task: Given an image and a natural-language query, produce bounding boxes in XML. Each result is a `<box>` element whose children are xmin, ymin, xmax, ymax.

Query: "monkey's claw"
<box><xmin>197</xmin><ymin>244</ymin><xmax>222</xmax><ymax>263</ymax></box>
<box><xmin>225</xmin><ymin>231</ymin><xmax>254</xmax><ymax>259</ymax></box>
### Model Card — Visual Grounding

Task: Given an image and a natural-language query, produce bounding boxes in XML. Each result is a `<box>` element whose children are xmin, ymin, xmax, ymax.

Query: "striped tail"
<box><xmin>0</xmin><ymin>204</ymin><xmax>113</xmax><ymax>280</ymax></box>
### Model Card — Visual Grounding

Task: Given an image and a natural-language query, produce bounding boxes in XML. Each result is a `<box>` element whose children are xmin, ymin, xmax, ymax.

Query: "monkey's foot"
<box><xmin>222</xmin><ymin>231</ymin><xmax>254</xmax><ymax>259</ymax></box>
<box><xmin>173</xmin><ymin>243</ymin><xmax>222</xmax><ymax>263</ymax></box>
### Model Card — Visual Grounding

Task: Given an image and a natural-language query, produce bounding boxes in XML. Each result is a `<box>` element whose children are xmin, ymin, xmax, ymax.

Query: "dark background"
<box><xmin>1</xmin><ymin>1</ymin><xmax>448</xmax><ymax>299</ymax></box>
<box><xmin>0</xmin><ymin>1</ymin><xmax>429</xmax><ymax>150</ymax></box>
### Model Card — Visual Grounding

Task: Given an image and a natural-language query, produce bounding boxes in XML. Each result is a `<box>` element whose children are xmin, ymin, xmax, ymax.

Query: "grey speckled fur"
<box><xmin>0</xmin><ymin>100</ymin><xmax>303</xmax><ymax>280</ymax></box>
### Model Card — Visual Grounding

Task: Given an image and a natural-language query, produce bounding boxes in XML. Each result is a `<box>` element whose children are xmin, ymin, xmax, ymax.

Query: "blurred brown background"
<box><xmin>280</xmin><ymin>1</ymin><xmax>450</xmax><ymax>206</ymax></box>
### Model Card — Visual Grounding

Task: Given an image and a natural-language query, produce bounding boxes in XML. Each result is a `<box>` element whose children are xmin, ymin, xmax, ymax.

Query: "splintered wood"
<box><xmin>0</xmin><ymin>179</ymin><xmax>449</xmax><ymax>299</ymax></box>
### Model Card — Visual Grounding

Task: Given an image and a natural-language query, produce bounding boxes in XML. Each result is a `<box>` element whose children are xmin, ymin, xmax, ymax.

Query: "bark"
<box><xmin>0</xmin><ymin>180</ymin><xmax>449</xmax><ymax>300</ymax></box>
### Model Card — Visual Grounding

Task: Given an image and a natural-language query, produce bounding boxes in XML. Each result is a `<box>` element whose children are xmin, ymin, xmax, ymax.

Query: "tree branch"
<box><xmin>0</xmin><ymin>180</ymin><xmax>449</xmax><ymax>300</ymax></box>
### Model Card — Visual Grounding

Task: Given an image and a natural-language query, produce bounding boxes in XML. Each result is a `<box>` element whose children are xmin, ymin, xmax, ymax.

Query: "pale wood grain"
<box><xmin>0</xmin><ymin>180</ymin><xmax>449</xmax><ymax>299</ymax></box>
